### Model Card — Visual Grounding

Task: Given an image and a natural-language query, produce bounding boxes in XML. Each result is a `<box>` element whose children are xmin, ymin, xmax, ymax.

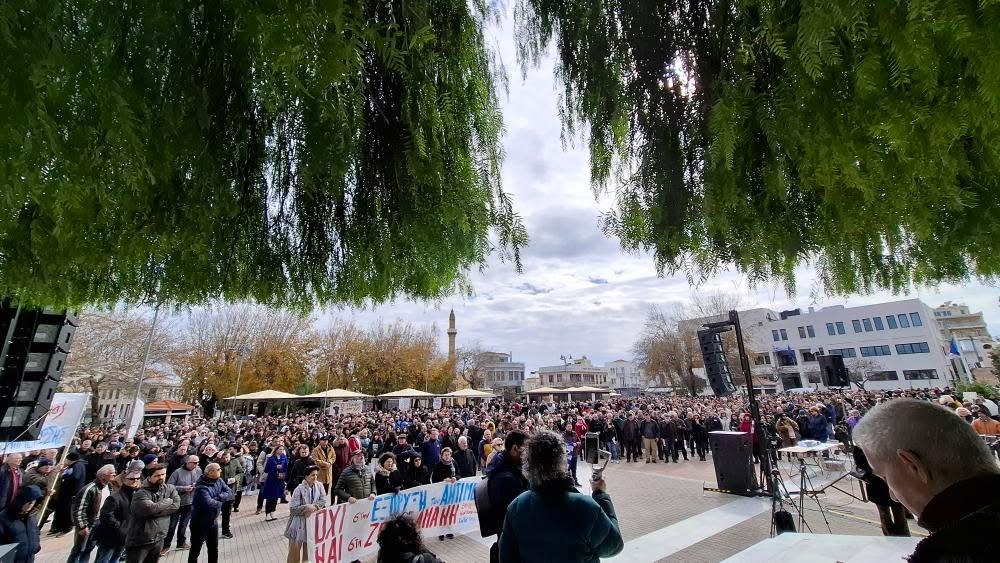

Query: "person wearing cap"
<box><xmin>93</xmin><ymin>462</ymin><xmax>144</xmax><ymax>563</ymax></box>
<box><xmin>0</xmin><ymin>484</ymin><xmax>44</xmax><ymax>563</ymax></box>
<box><xmin>22</xmin><ymin>459</ymin><xmax>53</xmax><ymax>522</ymax></box>
<box><xmin>50</xmin><ymin>451</ymin><xmax>86</xmax><ymax>536</ymax></box>
<box><xmin>333</xmin><ymin>449</ymin><xmax>375</xmax><ymax>505</ymax></box>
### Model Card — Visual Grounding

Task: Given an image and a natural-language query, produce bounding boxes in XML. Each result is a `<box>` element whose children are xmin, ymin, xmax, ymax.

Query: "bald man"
<box><xmin>853</xmin><ymin>399</ymin><xmax>1000</xmax><ymax>562</ymax></box>
<box><xmin>189</xmin><ymin>463</ymin><xmax>233</xmax><ymax>563</ymax></box>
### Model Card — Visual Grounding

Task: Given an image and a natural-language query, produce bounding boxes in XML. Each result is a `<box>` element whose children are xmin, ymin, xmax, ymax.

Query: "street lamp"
<box><xmin>230</xmin><ymin>344</ymin><xmax>251</xmax><ymax>415</ymax></box>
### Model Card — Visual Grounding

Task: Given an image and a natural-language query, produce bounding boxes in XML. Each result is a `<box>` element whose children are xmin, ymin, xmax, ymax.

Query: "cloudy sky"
<box><xmin>316</xmin><ymin>14</ymin><xmax>1000</xmax><ymax>374</ymax></box>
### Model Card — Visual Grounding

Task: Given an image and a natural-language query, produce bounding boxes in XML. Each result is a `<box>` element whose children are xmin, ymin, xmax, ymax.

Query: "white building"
<box><xmin>684</xmin><ymin>299</ymin><xmax>954</xmax><ymax>391</ymax></box>
<box><xmin>480</xmin><ymin>352</ymin><xmax>526</xmax><ymax>396</ymax></box>
<box><xmin>605</xmin><ymin>360</ymin><xmax>645</xmax><ymax>396</ymax></box>
<box><xmin>93</xmin><ymin>368</ymin><xmax>184</xmax><ymax>422</ymax></box>
<box><xmin>933</xmin><ymin>302</ymin><xmax>994</xmax><ymax>381</ymax></box>
<box><xmin>536</xmin><ymin>356</ymin><xmax>609</xmax><ymax>389</ymax></box>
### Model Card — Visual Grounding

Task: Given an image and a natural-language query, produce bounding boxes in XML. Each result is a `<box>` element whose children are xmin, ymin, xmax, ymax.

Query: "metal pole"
<box><xmin>730</xmin><ymin>310</ymin><xmax>774</xmax><ymax>497</ymax></box>
<box><xmin>130</xmin><ymin>303</ymin><xmax>161</xmax><ymax>410</ymax></box>
<box><xmin>231</xmin><ymin>353</ymin><xmax>245</xmax><ymax>415</ymax></box>
<box><xmin>324</xmin><ymin>365</ymin><xmax>332</xmax><ymax>412</ymax></box>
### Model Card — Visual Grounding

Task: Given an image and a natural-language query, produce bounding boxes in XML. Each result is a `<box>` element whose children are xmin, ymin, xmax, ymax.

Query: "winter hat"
<box><xmin>37</xmin><ymin>458</ymin><xmax>54</xmax><ymax>467</ymax></box>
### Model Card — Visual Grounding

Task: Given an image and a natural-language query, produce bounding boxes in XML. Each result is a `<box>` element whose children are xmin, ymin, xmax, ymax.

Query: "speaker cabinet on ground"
<box><xmin>708</xmin><ymin>431</ymin><xmax>757</xmax><ymax>495</ymax></box>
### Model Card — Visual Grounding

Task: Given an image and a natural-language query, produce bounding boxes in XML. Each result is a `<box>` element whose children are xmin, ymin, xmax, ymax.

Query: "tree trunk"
<box><xmin>88</xmin><ymin>377</ymin><xmax>101</xmax><ymax>424</ymax></box>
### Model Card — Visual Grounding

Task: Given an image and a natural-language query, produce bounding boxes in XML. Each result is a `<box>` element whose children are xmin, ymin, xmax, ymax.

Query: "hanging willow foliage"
<box><xmin>516</xmin><ymin>0</ymin><xmax>1000</xmax><ymax>294</ymax></box>
<box><xmin>0</xmin><ymin>0</ymin><xmax>525</xmax><ymax>309</ymax></box>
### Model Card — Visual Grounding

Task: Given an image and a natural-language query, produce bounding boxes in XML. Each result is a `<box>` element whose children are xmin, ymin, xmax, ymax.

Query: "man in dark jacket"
<box><xmin>669</xmin><ymin>413</ymin><xmax>689</xmax><ymax>462</ymax></box>
<box><xmin>0</xmin><ymin>484</ymin><xmax>43</xmax><ymax>563</ymax></box>
<box><xmin>392</xmin><ymin>435</ymin><xmax>417</xmax><ymax>484</ymax></box>
<box><xmin>94</xmin><ymin>463</ymin><xmax>144</xmax><ymax>563</ymax></box>
<box><xmin>854</xmin><ymin>399</ymin><xmax>1000</xmax><ymax>563</ymax></box>
<box><xmin>499</xmin><ymin>430</ymin><xmax>623</xmax><ymax>562</ymax></box>
<box><xmin>639</xmin><ymin>413</ymin><xmax>659</xmax><ymax>463</ymax></box>
<box><xmin>126</xmin><ymin>463</ymin><xmax>180</xmax><ymax>563</ymax></box>
<box><xmin>69</xmin><ymin>464</ymin><xmax>117</xmax><ymax>563</ymax></box>
<box><xmin>656</xmin><ymin>414</ymin><xmax>674</xmax><ymax>462</ymax></box>
<box><xmin>0</xmin><ymin>453</ymin><xmax>24</xmax><ymax>514</ymax></box>
<box><xmin>217</xmin><ymin>451</ymin><xmax>244</xmax><ymax>539</ymax></box>
<box><xmin>188</xmin><ymin>463</ymin><xmax>233</xmax><ymax>563</ymax></box>
<box><xmin>51</xmin><ymin>453</ymin><xmax>87</xmax><ymax>536</ymax></box>
<box><xmin>333</xmin><ymin>449</ymin><xmax>376</xmax><ymax>504</ymax></box>
<box><xmin>621</xmin><ymin>413</ymin><xmax>641</xmax><ymax>463</ymax></box>
<box><xmin>453</xmin><ymin>437</ymin><xmax>477</xmax><ymax>479</ymax></box>
<box><xmin>476</xmin><ymin>431</ymin><xmax>528</xmax><ymax>563</ymax></box>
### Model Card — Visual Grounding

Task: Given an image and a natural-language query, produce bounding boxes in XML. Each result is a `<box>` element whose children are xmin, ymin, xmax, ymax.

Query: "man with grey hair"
<box><xmin>163</xmin><ymin>455</ymin><xmax>201</xmax><ymax>555</ymax></box>
<box><xmin>68</xmin><ymin>463</ymin><xmax>117</xmax><ymax>563</ymax></box>
<box><xmin>853</xmin><ymin>399</ymin><xmax>1000</xmax><ymax>562</ymax></box>
<box><xmin>499</xmin><ymin>430</ymin><xmax>623</xmax><ymax>562</ymax></box>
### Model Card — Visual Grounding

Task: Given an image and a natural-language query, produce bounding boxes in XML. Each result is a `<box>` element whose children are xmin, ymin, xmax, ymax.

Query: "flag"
<box><xmin>949</xmin><ymin>338</ymin><xmax>960</xmax><ymax>356</ymax></box>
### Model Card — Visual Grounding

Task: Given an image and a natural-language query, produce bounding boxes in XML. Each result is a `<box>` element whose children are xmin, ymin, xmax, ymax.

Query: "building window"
<box><xmin>780</xmin><ymin>329</ymin><xmax>788</xmax><ymax>341</ymax></box>
<box><xmin>772</xmin><ymin>330</ymin><xmax>780</xmax><ymax>342</ymax></box>
<box><xmin>910</xmin><ymin>312</ymin><xmax>922</xmax><ymax>327</ymax></box>
<box><xmin>862</xmin><ymin>318</ymin><xmax>873</xmax><ymax>332</ymax></box>
<box><xmin>807</xmin><ymin>325</ymin><xmax>815</xmax><ymax>338</ymax></box>
<box><xmin>897</xmin><ymin>314</ymin><xmax>910</xmax><ymax>328</ymax></box>
<box><xmin>886</xmin><ymin>315</ymin><xmax>897</xmax><ymax>329</ymax></box>
<box><xmin>835</xmin><ymin>321</ymin><xmax>846</xmax><ymax>335</ymax></box>
<box><xmin>852</xmin><ymin>320</ymin><xmax>863</xmax><ymax>333</ymax></box>
<box><xmin>557</xmin><ymin>374</ymin><xmax>563</xmax><ymax>383</ymax></box>
<box><xmin>828</xmin><ymin>348</ymin><xmax>857</xmax><ymax>358</ymax></box>
<box><xmin>873</xmin><ymin>317</ymin><xmax>884</xmax><ymax>331</ymax></box>
<box><xmin>826</xmin><ymin>323</ymin><xmax>836</xmax><ymax>336</ymax></box>
<box><xmin>895</xmin><ymin>342</ymin><xmax>931</xmax><ymax>355</ymax></box>
<box><xmin>860</xmin><ymin>345</ymin><xmax>892</xmax><ymax>357</ymax></box>
<box><xmin>753</xmin><ymin>353</ymin><xmax>771</xmax><ymax>366</ymax></box>
<box><xmin>800</xmin><ymin>349</ymin><xmax>817</xmax><ymax>362</ymax></box>
<box><xmin>903</xmin><ymin>369</ymin><xmax>938</xmax><ymax>380</ymax></box>
<box><xmin>807</xmin><ymin>372</ymin><xmax>822</xmax><ymax>383</ymax></box>
<box><xmin>868</xmin><ymin>371</ymin><xmax>899</xmax><ymax>381</ymax></box>
<box><xmin>798</xmin><ymin>326</ymin><xmax>807</xmax><ymax>339</ymax></box>
<box><xmin>777</xmin><ymin>350</ymin><xmax>798</xmax><ymax>366</ymax></box>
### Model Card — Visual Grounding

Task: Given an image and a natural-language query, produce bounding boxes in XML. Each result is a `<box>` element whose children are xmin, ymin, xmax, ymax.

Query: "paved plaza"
<box><xmin>36</xmin><ymin>455</ymin><xmax>925</xmax><ymax>562</ymax></box>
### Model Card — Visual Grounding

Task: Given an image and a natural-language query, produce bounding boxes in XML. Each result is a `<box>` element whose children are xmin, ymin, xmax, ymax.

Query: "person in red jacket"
<box><xmin>738</xmin><ymin>413</ymin><xmax>761</xmax><ymax>464</ymax></box>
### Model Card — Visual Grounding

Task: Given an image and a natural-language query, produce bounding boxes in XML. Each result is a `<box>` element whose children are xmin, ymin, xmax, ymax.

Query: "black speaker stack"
<box><xmin>0</xmin><ymin>300</ymin><xmax>78</xmax><ymax>441</ymax></box>
<box><xmin>818</xmin><ymin>354</ymin><xmax>850</xmax><ymax>387</ymax></box>
<box><xmin>709</xmin><ymin>431</ymin><xmax>758</xmax><ymax>495</ymax></box>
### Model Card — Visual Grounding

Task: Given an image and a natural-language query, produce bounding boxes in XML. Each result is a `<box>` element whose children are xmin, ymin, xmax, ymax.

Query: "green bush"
<box><xmin>955</xmin><ymin>381</ymin><xmax>1000</xmax><ymax>400</ymax></box>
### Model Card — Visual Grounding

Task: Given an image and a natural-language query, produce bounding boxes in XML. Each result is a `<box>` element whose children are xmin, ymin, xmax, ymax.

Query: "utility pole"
<box><xmin>230</xmin><ymin>344</ymin><xmax>250</xmax><ymax>414</ymax></box>
<box><xmin>130</xmin><ymin>302</ymin><xmax>161</xmax><ymax>415</ymax></box>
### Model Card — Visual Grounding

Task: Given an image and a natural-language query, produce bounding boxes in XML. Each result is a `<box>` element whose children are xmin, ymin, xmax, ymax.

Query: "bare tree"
<box><xmin>61</xmin><ymin>309</ymin><xmax>175</xmax><ymax>423</ymax></box>
<box><xmin>455</xmin><ymin>344</ymin><xmax>491</xmax><ymax>390</ymax></box>
<box><xmin>633</xmin><ymin>306</ymin><xmax>706</xmax><ymax>396</ymax></box>
<box><xmin>845</xmin><ymin>356</ymin><xmax>885</xmax><ymax>391</ymax></box>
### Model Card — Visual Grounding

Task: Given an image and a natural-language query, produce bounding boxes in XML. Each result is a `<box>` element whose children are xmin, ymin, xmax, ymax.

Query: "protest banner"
<box><xmin>327</xmin><ymin>400</ymin><xmax>364</xmax><ymax>416</ymax></box>
<box><xmin>432</xmin><ymin>397</ymin><xmax>442</xmax><ymax>410</ymax></box>
<box><xmin>0</xmin><ymin>393</ymin><xmax>89</xmax><ymax>455</ymax></box>
<box><xmin>125</xmin><ymin>397</ymin><xmax>145</xmax><ymax>441</ymax></box>
<box><xmin>307</xmin><ymin>477</ymin><xmax>480</xmax><ymax>563</ymax></box>
<box><xmin>398</xmin><ymin>398</ymin><xmax>412</xmax><ymax>411</ymax></box>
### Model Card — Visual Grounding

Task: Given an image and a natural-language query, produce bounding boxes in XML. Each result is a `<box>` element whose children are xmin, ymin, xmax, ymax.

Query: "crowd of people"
<box><xmin>1</xmin><ymin>385</ymin><xmax>998</xmax><ymax>563</ymax></box>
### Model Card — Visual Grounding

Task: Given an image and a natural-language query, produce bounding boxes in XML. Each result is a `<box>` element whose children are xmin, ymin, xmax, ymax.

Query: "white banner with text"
<box><xmin>0</xmin><ymin>393</ymin><xmax>89</xmax><ymax>455</ymax></box>
<box><xmin>307</xmin><ymin>477</ymin><xmax>480</xmax><ymax>563</ymax></box>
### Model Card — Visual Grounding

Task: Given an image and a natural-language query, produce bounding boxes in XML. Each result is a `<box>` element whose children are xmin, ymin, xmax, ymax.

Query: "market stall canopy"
<box><xmin>222</xmin><ymin>389</ymin><xmax>299</xmax><ymax>401</ymax></box>
<box><xmin>444</xmin><ymin>388</ymin><xmax>496</xmax><ymax>398</ymax></box>
<box><xmin>378</xmin><ymin>388</ymin><xmax>436</xmax><ymax>398</ymax></box>
<box><xmin>564</xmin><ymin>386</ymin><xmax>610</xmax><ymax>393</ymax></box>
<box><xmin>302</xmin><ymin>388</ymin><xmax>370</xmax><ymax>400</ymax></box>
<box><xmin>526</xmin><ymin>387</ymin><xmax>566</xmax><ymax>394</ymax></box>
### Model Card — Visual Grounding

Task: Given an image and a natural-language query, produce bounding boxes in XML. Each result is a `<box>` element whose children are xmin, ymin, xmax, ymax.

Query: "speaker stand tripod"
<box><xmin>792</xmin><ymin>456</ymin><xmax>833</xmax><ymax>533</ymax></box>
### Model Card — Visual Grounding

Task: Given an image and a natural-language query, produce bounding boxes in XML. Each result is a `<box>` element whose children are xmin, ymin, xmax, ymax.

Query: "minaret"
<box><xmin>448</xmin><ymin>309</ymin><xmax>457</xmax><ymax>364</ymax></box>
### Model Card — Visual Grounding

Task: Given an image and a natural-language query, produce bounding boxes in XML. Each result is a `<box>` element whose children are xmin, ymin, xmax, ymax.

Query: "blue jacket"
<box><xmin>191</xmin><ymin>476</ymin><xmax>234</xmax><ymax>525</ymax></box>
<box><xmin>807</xmin><ymin>414</ymin><xmax>829</xmax><ymax>442</ymax></box>
<box><xmin>260</xmin><ymin>455</ymin><xmax>288</xmax><ymax>500</ymax></box>
<box><xmin>0</xmin><ymin>485</ymin><xmax>44</xmax><ymax>563</ymax></box>
<box><xmin>499</xmin><ymin>477</ymin><xmax>623</xmax><ymax>563</ymax></box>
<box><xmin>421</xmin><ymin>439</ymin><xmax>441</xmax><ymax>470</ymax></box>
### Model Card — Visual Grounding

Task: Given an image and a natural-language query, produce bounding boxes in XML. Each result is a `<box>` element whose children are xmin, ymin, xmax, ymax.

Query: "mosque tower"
<box><xmin>448</xmin><ymin>309</ymin><xmax>457</xmax><ymax>366</ymax></box>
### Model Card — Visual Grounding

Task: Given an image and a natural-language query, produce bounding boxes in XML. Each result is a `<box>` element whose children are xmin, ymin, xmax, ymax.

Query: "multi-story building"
<box><xmin>604</xmin><ymin>360</ymin><xmax>645</xmax><ymax>396</ymax></box>
<box><xmin>933</xmin><ymin>302</ymin><xmax>995</xmax><ymax>381</ymax></box>
<box><xmin>93</xmin><ymin>368</ymin><xmax>184</xmax><ymax>422</ymax></box>
<box><xmin>536</xmin><ymin>356</ymin><xmax>609</xmax><ymax>389</ymax></box>
<box><xmin>683</xmin><ymin>299</ymin><xmax>953</xmax><ymax>391</ymax></box>
<box><xmin>480</xmin><ymin>352</ymin><xmax>526</xmax><ymax>397</ymax></box>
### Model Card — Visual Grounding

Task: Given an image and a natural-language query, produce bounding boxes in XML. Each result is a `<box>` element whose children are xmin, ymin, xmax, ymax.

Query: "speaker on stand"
<box><xmin>0</xmin><ymin>300</ymin><xmax>78</xmax><ymax>441</ymax></box>
<box><xmin>818</xmin><ymin>354</ymin><xmax>850</xmax><ymax>387</ymax></box>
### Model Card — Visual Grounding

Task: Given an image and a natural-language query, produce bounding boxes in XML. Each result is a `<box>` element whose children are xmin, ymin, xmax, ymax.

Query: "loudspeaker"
<box><xmin>708</xmin><ymin>431</ymin><xmax>757</xmax><ymax>494</ymax></box>
<box><xmin>698</xmin><ymin>329</ymin><xmax>734</xmax><ymax>396</ymax></box>
<box><xmin>818</xmin><ymin>354</ymin><xmax>850</xmax><ymax>387</ymax></box>
<box><xmin>0</xmin><ymin>301</ymin><xmax>78</xmax><ymax>441</ymax></box>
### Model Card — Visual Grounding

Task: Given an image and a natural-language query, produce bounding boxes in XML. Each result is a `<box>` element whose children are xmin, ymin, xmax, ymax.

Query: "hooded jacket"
<box><xmin>0</xmin><ymin>485</ymin><xmax>44</xmax><ymax>563</ymax></box>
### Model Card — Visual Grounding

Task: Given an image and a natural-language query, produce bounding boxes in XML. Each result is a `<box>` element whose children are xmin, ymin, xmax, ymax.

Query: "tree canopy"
<box><xmin>0</xmin><ymin>0</ymin><xmax>525</xmax><ymax>309</ymax></box>
<box><xmin>517</xmin><ymin>0</ymin><xmax>1000</xmax><ymax>294</ymax></box>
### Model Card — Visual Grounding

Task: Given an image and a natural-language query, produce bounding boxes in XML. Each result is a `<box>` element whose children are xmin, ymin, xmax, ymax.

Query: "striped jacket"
<box><xmin>70</xmin><ymin>480</ymin><xmax>107</xmax><ymax>529</ymax></box>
